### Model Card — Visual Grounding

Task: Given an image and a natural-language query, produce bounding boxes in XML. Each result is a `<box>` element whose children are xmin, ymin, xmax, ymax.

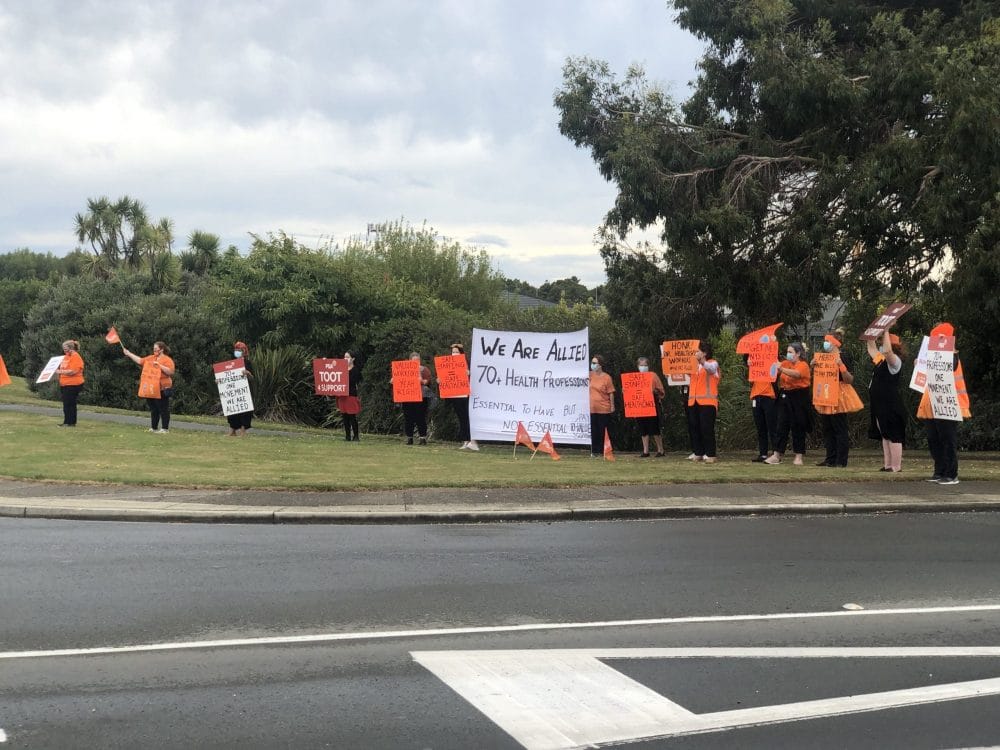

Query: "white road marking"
<box><xmin>2</xmin><ymin>603</ymin><xmax>1000</xmax><ymax>660</ymax></box>
<box><xmin>0</xmin><ymin>728</ymin><xmax>6</xmax><ymax>742</ymax></box>
<box><xmin>414</xmin><ymin>648</ymin><xmax>1000</xmax><ymax>750</ymax></box>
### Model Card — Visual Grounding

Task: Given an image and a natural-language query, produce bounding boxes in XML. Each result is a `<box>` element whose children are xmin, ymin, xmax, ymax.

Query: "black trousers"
<box><xmin>343</xmin><ymin>414</ymin><xmax>359</xmax><ymax>440</ymax></box>
<box><xmin>684</xmin><ymin>399</ymin><xmax>698</xmax><ymax>453</ymax></box>
<box><xmin>752</xmin><ymin>396</ymin><xmax>777</xmax><ymax>458</ymax></box>
<box><xmin>402</xmin><ymin>400</ymin><xmax>428</xmax><ymax>438</ymax></box>
<box><xmin>690</xmin><ymin>403</ymin><xmax>717</xmax><ymax>458</ymax></box>
<box><xmin>775</xmin><ymin>391</ymin><xmax>808</xmax><ymax>455</ymax></box>
<box><xmin>590</xmin><ymin>412</ymin><xmax>611</xmax><ymax>455</ymax></box>
<box><xmin>148</xmin><ymin>394</ymin><xmax>171</xmax><ymax>430</ymax></box>
<box><xmin>227</xmin><ymin>411</ymin><xmax>253</xmax><ymax>430</ymax></box>
<box><xmin>60</xmin><ymin>384</ymin><xmax>82</xmax><ymax>426</ymax></box>
<box><xmin>925</xmin><ymin>419</ymin><xmax>959</xmax><ymax>479</ymax></box>
<box><xmin>450</xmin><ymin>397</ymin><xmax>471</xmax><ymax>441</ymax></box>
<box><xmin>820</xmin><ymin>412</ymin><xmax>850</xmax><ymax>466</ymax></box>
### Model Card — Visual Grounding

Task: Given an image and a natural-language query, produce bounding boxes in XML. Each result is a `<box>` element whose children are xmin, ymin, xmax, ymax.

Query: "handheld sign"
<box><xmin>138</xmin><ymin>360</ymin><xmax>161</xmax><ymax>399</ymax></box>
<box><xmin>391</xmin><ymin>359</ymin><xmax>423</xmax><ymax>403</ymax></box>
<box><xmin>926</xmin><ymin>336</ymin><xmax>962</xmax><ymax>421</ymax></box>
<box><xmin>434</xmin><ymin>355</ymin><xmax>471</xmax><ymax>398</ymax></box>
<box><xmin>812</xmin><ymin>353</ymin><xmax>840</xmax><ymax>407</ymax></box>
<box><xmin>213</xmin><ymin>359</ymin><xmax>254</xmax><ymax>416</ymax></box>
<box><xmin>660</xmin><ymin>340</ymin><xmax>699</xmax><ymax>385</ymax></box>
<box><xmin>860</xmin><ymin>302</ymin><xmax>912</xmax><ymax>341</ymax></box>
<box><xmin>621</xmin><ymin>372</ymin><xmax>656</xmax><ymax>418</ymax></box>
<box><xmin>909</xmin><ymin>336</ymin><xmax>930</xmax><ymax>393</ymax></box>
<box><xmin>738</xmin><ymin>324</ymin><xmax>781</xmax><ymax>382</ymax></box>
<box><xmin>35</xmin><ymin>355</ymin><xmax>64</xmax><ymax>384</ymax></box>
<box><xmin>0</xmin><ymin>354</ymin><xmax>10</xmax><ymax>387</ymax></box>
<box><xmin>312</xmin><ymin>358</ymin><xmax>349</xmax><ymax>397</ymax></box>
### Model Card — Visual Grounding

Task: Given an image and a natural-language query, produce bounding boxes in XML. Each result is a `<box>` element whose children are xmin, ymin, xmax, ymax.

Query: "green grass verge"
<box><xmin>2</xmin><ymin>409</ymin><xmax>999</xmax><ymax>491</ymax></box>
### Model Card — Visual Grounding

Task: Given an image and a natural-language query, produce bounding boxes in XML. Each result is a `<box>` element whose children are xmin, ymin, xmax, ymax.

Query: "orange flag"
<box><xmin>603</xmin><ymin>428</ymin><xmax>615</xmax><ymax>461</ymax></box>
<box><xmin>532</xmin><ymin>430</ymin><xmax>561</xmax><ymax>461</ymax></box>
<box><xmin>105</xmin><ymin>326</ymin><xmax>121</xmax><ymax>345</ymax></box>
<box><xmin>514</xmin><ymin>421</ymin><xmax>535</xmax><ymax>453</ymax></box>
<box><xmin>0</xmin><ymin>354</ymin><xmax>11</xmax><ymax>387</ymax></box>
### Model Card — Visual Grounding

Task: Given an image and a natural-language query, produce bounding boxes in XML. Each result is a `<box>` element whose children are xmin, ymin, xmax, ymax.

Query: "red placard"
<box><xmin>621</xmin><ymin>372</ymin><xmax>656</xmax><ymax>418</ymax></box>
<box><xmin>312</xmin><ymin>358</ymin><xmax>349</xmax><ymax>396</ymax></box>
<box><xmin>860</xmin><ymin>302</ymin><xmax>912</xmax><ymax>340</ymax></box>
<box><xmin>434</xmin><ymin>355</ymin><xmax>470</xmax><ymax>398</ymax></box>
<box><xmin>928</xmin><ymin>335</ymin><xmax>956</xmax><ymax>352</ymax></box>
<box><xmin>391</xmin><ymin>359</ymin><xmax>423</xmax><ymax>403</ymax></box>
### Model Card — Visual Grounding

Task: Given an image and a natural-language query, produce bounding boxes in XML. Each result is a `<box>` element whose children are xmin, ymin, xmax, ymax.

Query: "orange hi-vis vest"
<box><xmin>918</xmin><ymin>357</ymin><xmax>971</xmax><ymax>419</ymax></box>
<box><xmin>688</xmin><ymin>360</ymin><xmax>720</xmax><ymax>409</ymax></box>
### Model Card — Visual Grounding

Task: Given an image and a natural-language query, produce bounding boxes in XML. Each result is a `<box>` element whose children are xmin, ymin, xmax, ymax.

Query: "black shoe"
<box><xmin>655</xmin><ymin>452</ymin><xmax>665</xmax><ymax>458</ymax></box>
<box><xmin>406</xmin><ymin>438</ymin><xmax>414</xmax><ymax>445</ymax></box>
<box><xmin>639</xmin><ymin>452</ymin><xmax>650</xmax><ymax>458</ymax></box>
<box><xmin>926</xmin><ymin>475</ymin><xmax>942</xmax><ymax>482</ymax></box>
<box><xmin>879</xmin><ymin>467</ymin><xmax>892</xmax><ymax>472</ymax></box>
<box><xmin>751</xmin><ymin>456</ymin><xmax>766</xmax><ymax>463</ymax></box>
<box><xmin>815</xmin><ymin>460</ymin><xmax>831</xmax><ymax>466</ymax></box>
<box><xmin>353</xmin><ymin>435</ymin><xmax>360</xmax><ymax>442</ymax></box>
<box><xmin>418</xmin><ymin>437</ymin><xmax>427</xmax><ymax>445</ymax></box>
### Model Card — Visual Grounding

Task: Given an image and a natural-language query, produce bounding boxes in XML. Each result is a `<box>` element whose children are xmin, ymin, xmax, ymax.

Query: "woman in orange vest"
<box><xmin>687</xmin><ymin>341</ymin><xmax>720</xmax><ymax>463</ymax></box>
<box><xmin>122</xmin><ymin>341</ymin><xmax>176</xmax><ymax>433</ymax></box>
<box><xmin>917</xmin><ymin>322</ymin><xmax>971</xmax><ymax>485</ymax></box>
<box><xmin>765</xmin><ymin>341</ymin><xmax>812</xmax><ymax>465</ymax></box>
<box><xmin>589</xmin><ymin>354</ymin><xmax>616</xmax><ymax>458</ymax></box>
<box><xmin>55</xmin><ymin>339</ymin><xmax>85</xmax><ymax>427</ymax></box>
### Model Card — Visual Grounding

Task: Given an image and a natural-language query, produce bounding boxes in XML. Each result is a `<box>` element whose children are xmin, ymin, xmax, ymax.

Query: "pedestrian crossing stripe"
<box><xmin>413</xmin><ymin>647</ymin><xmax>1000</xmax><ymax>750</ymax></box>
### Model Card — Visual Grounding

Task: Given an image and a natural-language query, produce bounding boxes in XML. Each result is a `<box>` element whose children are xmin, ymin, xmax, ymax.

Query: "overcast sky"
<box><xmin>0</xmin><ymin>1</ymin><xmax>702</xmax><ymax>287</ymax></box>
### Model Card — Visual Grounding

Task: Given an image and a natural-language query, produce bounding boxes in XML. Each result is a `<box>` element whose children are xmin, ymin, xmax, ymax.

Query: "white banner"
<box><xmin>213</xmin><ymin>360</ymin><xmax>254</xmax><ymax>417</ymax></box>
<box><xmin>926</xmin><ymin>349</ymin><xmax>963</xmax><ymax>421</ymax></box>
<box><xmin>35</xmin><ymin>355</ymin><xmax>64</xmax><ymax>384</ymax></box>
<box><xmin>469</xmin><ymin>328</ymin><xmax>591</xmax><ymax>444</ymax></box>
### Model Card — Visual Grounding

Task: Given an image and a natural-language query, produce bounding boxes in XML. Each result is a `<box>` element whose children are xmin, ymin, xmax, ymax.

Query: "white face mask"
<box><xmin>637</xmin><ymin>365</ymin><xmax>649</xmax><ymax>373</ymax></box>
<box><xmin>233</xmin><ymin>350</ymin><xmax>243</xmax><ymax>358</ymax></box>
<box><xmin>590</xmin><ymin>363</ymin><xmax>599</xmax><ymax>371</ymax></box>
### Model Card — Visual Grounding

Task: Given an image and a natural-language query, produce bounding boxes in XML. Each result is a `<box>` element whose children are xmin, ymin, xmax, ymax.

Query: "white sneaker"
<box><xmin>147</xmin><ymin>428</ymin><xmax>158</xmax><ymax>433</ymax></box>
<box><xmin>467</xmin><ymin>441</ymin><xmax>480</xmax><ymax>452</ymax></box>
<box><xmin>686</xmin><ymin>453</ymin><xmax>698</xmax><ymax>460</ymax></box>
<box><xmin>937</xmin><ymin>477</ymin><xmax>960</xmax><ymax>485</ymax></box>
<box><xmin>157</xmin><ymin>429</ymin><xmax>169</xmax><ymax>434</ymax></box>
<box><xmin>459</xmin><ymin>442</ymin><xmax>469</xmax><ymax>450</ymax></box>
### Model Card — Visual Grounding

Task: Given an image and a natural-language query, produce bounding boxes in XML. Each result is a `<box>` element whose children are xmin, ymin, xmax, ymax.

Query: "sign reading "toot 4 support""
<box><xmin>312</xmin><ymin>358</ymin><xmax>349</xmax><ymax>397</ymax></box>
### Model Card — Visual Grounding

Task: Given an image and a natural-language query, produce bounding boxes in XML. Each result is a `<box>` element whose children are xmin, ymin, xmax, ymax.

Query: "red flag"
<box><xmin>534</xmin><ymin>430</ymin><xmax>561</xmax><ymax>461</ymax></box>
<box><xmin>514</xmin><ymin>421</ymin><xmax>535</xmax><ymax>451</ymax></box>
<box><xmin>603</xmin><ymin>428</ymin><xmax>615</xmax><ymax>461</ymax></box>
<box><xmin>105</xmin><ymin>326</ymin><xmax>121</xmax><ymax>345</ymax></box>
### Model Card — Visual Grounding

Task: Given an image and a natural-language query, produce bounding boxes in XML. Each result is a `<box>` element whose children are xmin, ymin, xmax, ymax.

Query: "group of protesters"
<box><xmin>591</xmin><ymin>324</ymin><xmax>969</xmax><ymax>485</ymax></box>
<box><xmin>40</xmin><ymin>319</ymin><xmax>970</xmax><ymax>484</ymax></box>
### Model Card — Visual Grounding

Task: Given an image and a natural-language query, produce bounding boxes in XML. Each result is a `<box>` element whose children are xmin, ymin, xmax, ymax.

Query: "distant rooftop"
<box><xmin>501</xmin><ymin>291</ymin><xmax>558</xmax><ymax>309</ymax></box>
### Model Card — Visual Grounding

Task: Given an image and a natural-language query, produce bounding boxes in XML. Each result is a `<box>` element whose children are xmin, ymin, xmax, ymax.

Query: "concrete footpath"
<box><xmin>0</xmin><ymin>477</ymin><xmax>998</xmax><ymax>524</ymax></box>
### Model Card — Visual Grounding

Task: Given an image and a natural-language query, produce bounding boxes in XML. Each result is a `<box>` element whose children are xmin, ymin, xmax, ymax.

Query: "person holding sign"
<box><xmin>394</xmin><ymin>352</ymin><xmax>433</xmax><ymax>445</ymax></box>
<box><xmin>765</xmin><ymin>342</ymin><xmax>812</xmax><ymax>465</ymax></box>
<box><xmin>338</xmin><ymin>351</ymin><xmax>362</xmax><ymax>442</ymax></box>
<box><xmin>122</xmin><ymin>341</ymin><xmax>176</xmax><ymax>433</ymax></box>
<box><xmin>55</xmin><ymin>340</ymin><xmax>85</xmax><ymax>427</ymax></box>
<box><xmin>687</xmin><ymin>341</ymin><xmax>721</xmax><ymax>463</ymax></box>
<box><xmin>441</xmin><ymin>343</ymin><xmax>477</xmax><ymax>451</ymax></box>
<box><xmin>589</xmin><ymin>354</ymin><xmax>616</xmax><ymax>458</ymax></box>
<box><xmin>812</xmin><ymin>331</ymin><xmax>862</xmax><ymax>467</ymax></box>
<box><xmin>866</xmin><ymin>330</ymin><xmax>907</xmax><ymax>472</ymax></box>
<box><xmin>226</xmin><ymin>341</ymin><xmax>254</xmax><ymax>436</ymax></box>
<box><xmin>625</xmin><ymin>357</ymin><xmax>665</xmax><ymax>458</ymax></box>
<box><xmin>916</xmin><ymin>323</ymin><xmax>970</xmax><ymax>485</ymax></box>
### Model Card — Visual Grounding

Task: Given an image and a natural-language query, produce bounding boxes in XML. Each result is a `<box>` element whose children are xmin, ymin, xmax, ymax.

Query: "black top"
<box><xmin>347</xmin><ymin>366</ymin><xmax>361</xmax><ymax>397</ymax></box>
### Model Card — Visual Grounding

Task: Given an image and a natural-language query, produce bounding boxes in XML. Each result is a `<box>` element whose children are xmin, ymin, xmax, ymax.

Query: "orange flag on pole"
<box><xmin>532</xmin><ymin>430</ymin><xmax>560</xmax><ymax>461</ymax></box>
<box><xmin>105</xmin><ymin>326</ymin><xmax>121</xmax><ymax>345</ymax></box>
<box><xmin>603</xmin><ymin>428</ymin><xmax>615</xmax><ymax>461</ymax></box>
<box><xmin>513</xmin><ymin>421</ymin><xmax>535</xmax><ymax>456</ymax></box>
<box><xmin>0</xmin><ymin>354</ymin><xmax>11</xmax><ymax>387</ymax></box>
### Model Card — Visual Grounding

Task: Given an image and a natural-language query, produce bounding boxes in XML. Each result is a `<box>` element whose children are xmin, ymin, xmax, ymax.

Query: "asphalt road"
<box><xmin>3</xmin><ymin>513</ymin><xmax>1000</xmax><ymax>748</ymax></box>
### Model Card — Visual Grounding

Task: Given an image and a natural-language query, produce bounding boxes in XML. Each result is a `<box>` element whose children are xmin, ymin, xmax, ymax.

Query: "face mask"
<box><xmin>822</xmin><ymin>341</ymin><xmax>832</xmax><ymax>352</ymax></box>
<box><xmin>786</xmin><ymin>352</ymin><xmax>796</xmax><ymax>361</ymax></box>
<box><xmin>590</xmin><ymin>363</ymin><xmax>599</xmax><ymax>371</ymax></box>
<box><xmin>233</xmin><ymin>350</ymin><xmax>243</xmax><ymax>358</ymax></box>
<box><xmin>638</xmin><ymin>365</ymin><xmax>649</xmax><ymax>373</ymax></box>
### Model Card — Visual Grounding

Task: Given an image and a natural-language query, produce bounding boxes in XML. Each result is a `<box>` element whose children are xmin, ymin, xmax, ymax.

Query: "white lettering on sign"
<box><xmin>470</xmin><ymin>328</ymin><xmax>590</xmax><ymax>445</ymax></box>
<box><xmin>414</xmin><ymin>647</ymin><xmax>1000</xmax><ymax>750</ymax></box>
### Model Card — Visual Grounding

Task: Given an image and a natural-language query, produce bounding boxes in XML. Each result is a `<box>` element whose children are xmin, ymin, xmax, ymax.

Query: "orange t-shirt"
<box><xmin>141</xmin><ymin>354</ymin><xmax>175</xmax><ymax>389</ymax></box>
<box><xmin>750</xmin><ymin>380</ymin><xmax>775</xmax><ymax>400</ymax></box>
<box><xmin>589</xmin><ymin>371</ymin><xmax>615</xmax><ymax>414</ymax></box>
<box><xmin>59</xmin><ymin>351</ymin><xmax>85</xmax><ymax>386</ymax></box>
<box><xmin>778</xmin><ymin>359</ymin><xmax>811</xmax><ymax>390</ymax></box>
